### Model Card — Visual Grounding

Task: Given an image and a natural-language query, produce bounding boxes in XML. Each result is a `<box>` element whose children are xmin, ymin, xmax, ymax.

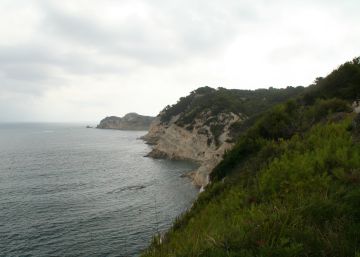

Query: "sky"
<box><xmin>0</xmin><ymin>0</ymin><xmax>359</xmax><ymax>122</ymax></box>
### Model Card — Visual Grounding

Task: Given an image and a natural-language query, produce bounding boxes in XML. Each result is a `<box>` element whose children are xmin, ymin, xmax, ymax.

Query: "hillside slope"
<box><xmin>142</xmin><ymin>86</ymin><xmax>304</xmax><ymax>186</ymax></box>
<box><xmin>97</xmin><ymin>113</ymin><xmax>154</xmax><ymax>131</ymax></box>
<box><xmin>142</xmin><ymin>57</ymin><xmax>360</xmax><ymax>257</ymax></box>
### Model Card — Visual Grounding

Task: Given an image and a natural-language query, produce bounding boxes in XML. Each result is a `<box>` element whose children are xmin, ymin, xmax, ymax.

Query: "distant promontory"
<box><xmin>97</xmin><ymin>113</ymin><xmax>154</xmax><ymax>131</ymax></box>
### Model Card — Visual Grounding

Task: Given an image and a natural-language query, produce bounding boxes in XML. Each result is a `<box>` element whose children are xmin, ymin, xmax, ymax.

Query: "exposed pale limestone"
<box><xmin>142</xmin><ymin>111</ymin><xmax>246</xmax><ymax>187</ymax></box>
<box><xmin>353</xmin><ymin>100</ymin><xmax>360</xmax><ymax>113</ymax></box>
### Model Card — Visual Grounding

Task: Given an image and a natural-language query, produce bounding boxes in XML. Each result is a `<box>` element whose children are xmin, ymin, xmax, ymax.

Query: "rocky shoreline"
<box><xmin>141</xmin><ymin>112</ymin><xmax>245</xmax><ymax>187</ymax></box>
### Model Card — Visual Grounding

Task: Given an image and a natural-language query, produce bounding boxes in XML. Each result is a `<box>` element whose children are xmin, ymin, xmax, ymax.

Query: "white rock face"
<box><xmin>353</xmin><ymin>100</ymin><xmax>360</xmax><ymax>113</ymax></box>
<box><xmin>142</xmin><ymin>111</ymin><xmax>246</xmax><ymax>187</ymax></box>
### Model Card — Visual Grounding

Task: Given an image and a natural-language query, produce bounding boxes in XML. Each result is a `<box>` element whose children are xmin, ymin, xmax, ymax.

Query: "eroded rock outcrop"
<box><xmin>142</xmin><ymin>86</ymin><xmax>305</xmax><ymax>187</ymax></box>
<box><xmin>97</xmin><ymin>113</ymin><xmax>154</xmax><ymax>131</ymax></box>
<box><xmin>142</xmin><ymin>111</ymin><xmax>246</xmax><ymax>187</ymax></box>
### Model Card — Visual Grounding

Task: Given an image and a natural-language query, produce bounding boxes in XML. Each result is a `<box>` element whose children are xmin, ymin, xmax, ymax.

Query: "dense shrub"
<box><xmin>160</xmin><ymin>86</ymin><xmax>304</xmax><ymax>124</ymax></box>
<box><xmin>303</xmin><ymin>57</ymin><xmax>360</xmax><ymax>104</ymax></box>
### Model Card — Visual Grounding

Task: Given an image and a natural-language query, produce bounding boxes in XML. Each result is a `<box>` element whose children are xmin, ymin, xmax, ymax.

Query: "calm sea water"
<box><xmin>0</xmin><ymin>123</ymin><xmax>198</xmax><ymax>257</ymax></box>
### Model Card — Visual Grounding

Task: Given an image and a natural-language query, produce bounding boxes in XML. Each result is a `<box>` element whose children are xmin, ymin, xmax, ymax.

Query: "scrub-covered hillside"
<box><xmin>142</xmin><ymin>57</ymin><xmax>360</xmax><ymax>257</ymax></box>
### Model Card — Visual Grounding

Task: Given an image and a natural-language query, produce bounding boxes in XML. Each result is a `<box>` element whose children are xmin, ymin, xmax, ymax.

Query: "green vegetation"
<box><xmin>303</xmin><ymin>57</ymin><xmax>360</xmax><ymax>104</ymax></box>
<box><xmin>142</xmin><ymin>58</ymin><xmax>360</xmax><ymax>257</ymax></box>
<box><xmin>160</xmin><ymin>86</ymin><xmax>305</xmax><ymax>126</ymax></box>
<box><xmin>212</xmin><ymin>98</ymin><xmax>352</xmax><ymax>181</ymax></box>
<box><xmin>160</xmin><ymin>85</ymin><xmax>304</xmax><ymax>146</ymax></box>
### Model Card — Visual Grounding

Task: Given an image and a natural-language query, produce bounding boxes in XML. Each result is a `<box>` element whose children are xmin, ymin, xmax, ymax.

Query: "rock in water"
<box><xmin>97</xmin><ymin>113</ymin><xmax>154</xmax><ymax>131</ymax></box>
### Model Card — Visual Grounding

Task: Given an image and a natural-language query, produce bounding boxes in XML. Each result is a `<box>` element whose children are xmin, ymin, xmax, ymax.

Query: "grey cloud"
<box><xmin>152</xmin><ymin>0</ymin><xmax>258</xmax><ymax>51</ymax></box>
<box><xmin>39</xmin><ymin>0</ymin><xmax>258</xmax><ymax>66</ymax></box>
<box><xmin>0</xmin><ymin>45</ymin><xmax>60</xmax><ymax>87</ymax></box>
<box><xmin>0</xmin><ymin>0</ymin><xmax>259</xmax><ymax>94</ymax></box>
<box><xmin>1</xmin><ymin>64</ymin><xmax>51</xmax><ymax>82</ymax></box>
<box><xmin>0</xmin><ymin>43</ymin><xmax>132</xmax><ymax>96</ymax></box>
<box><xmin>42</xmin><ymin>4</ymin><xmax>114</xmax><ymax>46</ymax></box>
<box><xmin>40</xmin><ymin>2</ymin><xmax>182</xmax><ymax>66</ymax></box>
<box><xmin>0</xmin><ymin>44</ymin><xmax>130</xmax><ymax>78</ymax></box>
<box><xmin>0</xmin><ymin>45</ymin><xmax>55</xmax><ymax>65</ymax></box>
<box><xmin>0</xmin><ymin>75</ymin><xmax>53</xmax><ymax>95</ymax></box>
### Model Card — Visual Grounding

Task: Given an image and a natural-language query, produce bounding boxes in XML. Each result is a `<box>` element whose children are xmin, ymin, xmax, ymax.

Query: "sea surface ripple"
<box><xmin>0</xmin><ymin>123</ymin><xmax>198</xmax><ymax>257</ymax></box>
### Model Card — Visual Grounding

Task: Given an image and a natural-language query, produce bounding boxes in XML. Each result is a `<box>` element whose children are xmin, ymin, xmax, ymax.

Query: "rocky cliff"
<box><xmin>142</xmin><ymin>111</ymin><xmax>246</xmax><ymax>187</ymax></box>
<box><xmin>97</xmin><ymin>113</ymin><xmax>154</xmax><ymax>131</ymax></box>
<box><xmin>142</xmin><ymin>86</ymin><xmax>304</xmax><ymax>187</ymax></box>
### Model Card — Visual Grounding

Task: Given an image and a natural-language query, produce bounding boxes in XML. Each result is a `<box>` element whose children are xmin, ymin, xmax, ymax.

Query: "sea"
<box><xmin>0</xmin><ymin>123</ymin><xmax>198</xmax><ymax>257</ymax></box>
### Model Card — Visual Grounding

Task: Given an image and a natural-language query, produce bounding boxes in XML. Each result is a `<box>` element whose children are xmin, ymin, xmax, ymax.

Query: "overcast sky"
<box><xmin>0</xmin><ymin>0</ymin><xmax>359</xmax><ymax>122</ymax></box>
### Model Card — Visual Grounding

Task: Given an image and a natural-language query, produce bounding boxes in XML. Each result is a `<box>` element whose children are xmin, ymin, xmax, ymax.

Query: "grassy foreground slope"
<box><xmin>142</xmin><ymin>58</ymin><xmax>360</xmax><ymax>257</ymax></box>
